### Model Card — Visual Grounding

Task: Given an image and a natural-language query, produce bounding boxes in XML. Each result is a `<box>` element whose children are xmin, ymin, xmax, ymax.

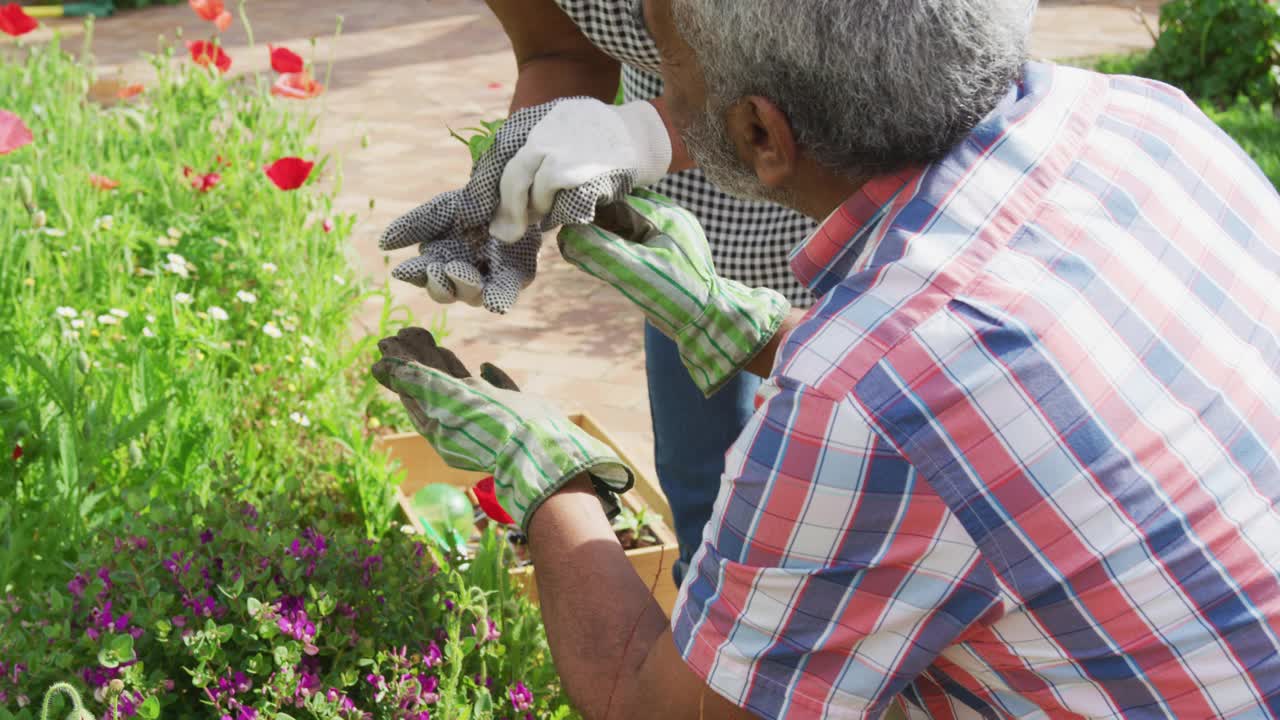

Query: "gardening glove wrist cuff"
<box><xmin>558</xmin><ymin>190</ymin><xmax>790</xmax><ymax>396</ymax></box>
<box><xmin>498</xmin><ymin>419</ymin><xmax>634</xmax><ymax>535</ymax></box>
<box><xmin>674</xmin><ymin>280</ymin><xmax>790</xmax><ymax>397</ymax></box>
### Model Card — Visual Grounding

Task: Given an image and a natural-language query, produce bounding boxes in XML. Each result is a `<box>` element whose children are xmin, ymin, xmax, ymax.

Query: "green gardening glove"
<box><xmin>557</xmin><ymin>190</ymin><xmax>790</xmax><ymax>396</ymax></box>
<box><xmin>371</xmin><ymin>328</ymin><xmax>634</xmax><ymax>533</ymax></box>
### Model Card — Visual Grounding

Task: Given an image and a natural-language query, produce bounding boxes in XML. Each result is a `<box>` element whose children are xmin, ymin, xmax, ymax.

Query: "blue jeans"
<box><xmin>645</xmin><ymin>322</ymin><xmax>761</xmax><ymax>586</ymax></box>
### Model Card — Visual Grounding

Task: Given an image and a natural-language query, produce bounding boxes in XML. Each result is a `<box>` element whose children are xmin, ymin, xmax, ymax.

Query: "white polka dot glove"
<box><xmin>558</xmin><ymin>191</ymin><xmax>791</xmax><ymax>397</ymax></box>
<box><xmin>371</xmin><ymin>328</ymin><xmax>634</xmax><ymax>533</ymax></box>
<box><xmin>379</xmin><ymin>98</ymin><xmax>672</xmax><ymax>314</ymax></box>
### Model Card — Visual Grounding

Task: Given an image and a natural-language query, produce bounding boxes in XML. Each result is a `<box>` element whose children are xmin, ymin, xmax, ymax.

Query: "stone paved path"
<box><xmin>23</xmin><ymin>0</ymin><xmax>1164</xmax><ymax>482</ymax></box>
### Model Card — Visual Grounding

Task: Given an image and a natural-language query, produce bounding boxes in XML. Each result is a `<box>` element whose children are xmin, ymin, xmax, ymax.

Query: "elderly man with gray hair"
<box><xmin>374</xmin><ymin>0</ymin><xmax>1280</xmax><ymax>717</ymax></box>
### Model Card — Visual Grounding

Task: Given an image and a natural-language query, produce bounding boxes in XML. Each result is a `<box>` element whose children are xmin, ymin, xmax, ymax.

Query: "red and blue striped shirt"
<box><xmin>671</xmin><ymin>62</ymin><xmax>1280</xmax><ymax>719</ymax></box>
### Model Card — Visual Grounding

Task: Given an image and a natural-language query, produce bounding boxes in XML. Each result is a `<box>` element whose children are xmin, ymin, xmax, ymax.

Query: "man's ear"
<box><xmin>724</xmin><ymin>96</ymin><xmax>798</xmax><ymax>189</ymax></box>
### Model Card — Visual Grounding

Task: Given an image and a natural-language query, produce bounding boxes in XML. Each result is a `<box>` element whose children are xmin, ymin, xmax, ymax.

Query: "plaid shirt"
<box><xmin>671</xmin><ymin>62</ymin><xmax>1280</xmax><ymax>719</ymax></box>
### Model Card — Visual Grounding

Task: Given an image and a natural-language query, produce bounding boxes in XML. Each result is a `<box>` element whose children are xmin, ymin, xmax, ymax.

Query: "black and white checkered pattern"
<box><xmin>555</xmin><ymin>0</ymin><xmax>816</xmax><ymax>307</ymax></box>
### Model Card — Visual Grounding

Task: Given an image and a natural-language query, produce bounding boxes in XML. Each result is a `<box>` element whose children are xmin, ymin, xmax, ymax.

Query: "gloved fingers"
<box><xmin>540</xmin><ymin>169</ymin><xmax>637</xmax><ymax>231</ymax></box>
<box><xmin>380</xmin><ymin>191</ymin><xmax>462</xmax><ymax>251</ymax></box>
<box><xmin>444</xmin><ymin>261</ymin><xmax>485</xmax><ymax>307</ymax></box>
<box><xmin>491</xmin><ymin>143</ymin><xmax>547</xmax><ymax>243</ymax></box>
<box><xmin>480</xmin><ymin>265</ymin><xmax>529</xmax><ymax>315</ymax></box>
<box><xmin>479</xmin><ymin>362</ymin><xmax>520</xmax><ymax>391</ymax></box>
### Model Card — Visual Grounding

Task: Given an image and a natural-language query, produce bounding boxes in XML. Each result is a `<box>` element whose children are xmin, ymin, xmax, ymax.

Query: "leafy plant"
<box><xmin>2</xmin><ymin>488</ymin><xmax>572</xmax><ymax>719</ymax></box>
<box><xmin>0</xmin><ymin>32</ymin><xmax>407</xmax><ymax>588</ymax></box>
<box><xmin>449</xmin><ymin>120</ymin><xmax>506</xmax><ymax>164</ymax></box>
<box><xmin>1136</xmin><ymin>0</ymin><xmax>1280</xmax><ymax>107</ymax></box>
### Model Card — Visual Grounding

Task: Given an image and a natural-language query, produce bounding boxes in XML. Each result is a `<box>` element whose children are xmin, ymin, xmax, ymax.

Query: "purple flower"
<box><xmin>509</xmin><ymin>681</ymin><xmax>534</xmax><ymax>712</ymax></box>
<box><xmin>163</xmin><ymin>552</ymin><xmax>190</xmax><ymax>577</ymax></box>
<box><xmin>423</xmin><ymin>641</ymin><xmax>442</xmax><ymax>668</ymax></box>
<box><xmin>67</xmin><ymin>574</ymin><xmax>88</xmax><ymax>598</ymax></box>
<box><xmin>472</xmin><ymin>617</ymin><xmax>501</xmax><ymax>644</ymax></box>
<box><xmin>200</xmin><ymin>529</ymin><xmax>214</xmax><ymax>545</ymax></box>
<box><xmin>443</xmin><ymin>599</ymin><xmax>454</xmax><ymax>612</ymax></box>
<box><xmin>96</xmin><ymin>567</ymin><xmax>113</xmax><ymax>593</ymax></box>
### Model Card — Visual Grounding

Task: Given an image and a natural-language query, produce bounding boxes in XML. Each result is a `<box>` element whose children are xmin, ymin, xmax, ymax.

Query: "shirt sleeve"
<box><xmin>671</xmin><ymin>375</ymin><xmax>1002</xmax><ymax>719</ymax></box>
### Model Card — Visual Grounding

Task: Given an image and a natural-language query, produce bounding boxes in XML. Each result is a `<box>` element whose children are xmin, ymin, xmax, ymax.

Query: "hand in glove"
<box><xmin>371</xmin><ymin>328</ymin><xmax>634</xmax><ymax>533</ymax></box>
<box><xmin>558</xmin><ymin>191</ymin><xmax>790</xmax><ymax>397</ymax></box>
<box><xmin>379</xmin><ymin>98</ymin><xmax>672</xmax><ymax>314</ymax></box>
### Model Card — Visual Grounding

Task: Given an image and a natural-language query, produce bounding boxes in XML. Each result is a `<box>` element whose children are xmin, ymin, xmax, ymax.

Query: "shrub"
<box><xmin>1137</xmin><ymin>0</ymin><xmax>1280</xmax><ymax>107</ymax></box>
<box><xmin>0</xmin><ymin>487</ymin><xmax>572</xmax><ymax>719</ymax></box>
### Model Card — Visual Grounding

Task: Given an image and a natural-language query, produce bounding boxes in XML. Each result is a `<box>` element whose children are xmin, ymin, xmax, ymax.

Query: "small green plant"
<box><xmin>449</xmin><ymin>120</ymin><xmax>506</xmax><ymax>164</ymax></box>
<box><xmin>611</xmin><ymin>507</ymin><xmax>659</xmax><ymax>549</ymax></box>
<box><xmin>1137</xmin><ymin>0</ymin><xmax>1280</xmax><ymax>107</ymax></box>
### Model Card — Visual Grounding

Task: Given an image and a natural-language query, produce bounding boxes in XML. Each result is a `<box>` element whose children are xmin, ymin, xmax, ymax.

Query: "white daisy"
<box><xmin>94</xmin><ymin>215</ymin><xmax>114</xmax><ymax>231</ymax></box>
<box><xmin>143</xmin><ymin>327</ymin><xmax>156</xmax><ymax>338</ymax></box>
<box><xmin>300</xmin><ymin>335</ymin><xmax>316</xmax><ymax>348</ymax></box>
<box><xmin>70</xmin><ymin>319</ymin><xmax>85</xmax><ymax>329</ymax></box>
<box><xmin>208</xmin><ymin>306</ymin><xmax>229</xmax><ymax>322</ymax></box>
<box><xmin>145</xmin><ymin>315</ymin><xmax>157</xmax><ymax>324</ymax></box>
<box><xmin>289</xmin><ymin>412</ymin><xmax>311</xmax><ymax>428</ymax></box>
<box><xmin>174</xmin><ymin>292</ymin><xmax>194</xmax><ymax>305</ymax></box>
<box><xmin>261</xmin><ymin>262</ymin><xmax>278</xmax><ymax>274</ymax></box>
<box><xmin>262</xmin><ymin>322</ymin><xmax>283</xmax><ymax>339</ymax></box>
<box><xmin>236</xmin><ymin>291</ymin><xmax>258</xmax><ymax>304</ymax></box>
<box><xmin>332</xmin><ymin>275</ymin><xmax>346</xmax><ymax>286</ymax></box>
<box><xmin>97</xmin><ymin>315</ymin><xmax>119</xmax><ymax>326</ymax></box>
<box><xmin>63</xmin><ymin>330</ymin><xmax>80</xmax><ymax>341</ymax></box>
<box><xmin>300</xmin><ymin>356</ymin><xmax>319</xmax><ymax>370</ymax></box>
<box><xmin>109</xmin><ymin>308</ymin><xmax>129</xmax><ymax>319</ymax></box>
<box><xmin>55</xmin><ymin>306</ymin><xmax>78</xmax><ymax>319</ymax></box>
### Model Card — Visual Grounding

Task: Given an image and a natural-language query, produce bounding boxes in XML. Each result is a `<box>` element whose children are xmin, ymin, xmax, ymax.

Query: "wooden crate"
<box><xmin>376</xmin><ymin>413</ymin><xmax>682</xmax><ymax>614</ymax></box>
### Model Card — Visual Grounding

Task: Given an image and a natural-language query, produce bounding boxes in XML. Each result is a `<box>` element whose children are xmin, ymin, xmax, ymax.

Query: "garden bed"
<box><xmin>378</xmin><ymin>413</ymin><xmax>683</xmax><ymax>614</ymax></box>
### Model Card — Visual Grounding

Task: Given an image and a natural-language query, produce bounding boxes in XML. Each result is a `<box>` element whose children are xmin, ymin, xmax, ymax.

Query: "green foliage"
<box><xmin>1203</xmin><ymin>97</ymin><xmax>1280</xmax><ymax>189</ymax></box>
<box><xmin>449</xmin><ymin>120</ymin><xmax>506</xmax><ymax>164</ymax></box>
<box><xmin>0</xmin><ymin>36</ymin><xmax>414</xmax><ymax>589</ymax></box>
<box><xmin>2</xmin><ymin>490</ymin><xmax>572</xmax><ymax>718</ymax></box>
<box><xmin>1137</xmin><ymin>0</ymin><xmax>1280</xmax><ymax>107</ymax></box>
<box><xmin>0</xmin><ymin>23</ymin><xmax>573</xmax><ymax>720</ymax></box>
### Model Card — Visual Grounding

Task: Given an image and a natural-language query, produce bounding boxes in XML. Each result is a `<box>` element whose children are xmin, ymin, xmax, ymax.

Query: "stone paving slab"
<box><xmin>21</xmin><ymin>0</ymin><xmax>1164</xmax><ymax>484</ymax></box>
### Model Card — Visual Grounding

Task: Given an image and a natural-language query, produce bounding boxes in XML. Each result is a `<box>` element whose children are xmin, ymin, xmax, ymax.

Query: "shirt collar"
<box><xmin>789</xmin><ymin>167</ymin><xmax>922</xmax><ymax>295</ymax></box>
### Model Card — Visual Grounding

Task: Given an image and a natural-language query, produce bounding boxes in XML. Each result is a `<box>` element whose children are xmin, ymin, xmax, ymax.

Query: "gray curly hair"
<box><xmin>671</xmin><ymin>0</ymin><xmax>1032</xmax><ymax>188</ymax></box>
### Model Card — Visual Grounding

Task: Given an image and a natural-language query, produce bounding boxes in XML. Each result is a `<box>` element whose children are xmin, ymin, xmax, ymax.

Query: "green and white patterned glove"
<box><xmin>558</xmin><ymin>190</ymin><xmax>790</xmax><ymax>396</ymax></box>
<box><xmin>371</xmin><ymin>328</ymin><xmax>633</xmax><ymax>533</ymax></box>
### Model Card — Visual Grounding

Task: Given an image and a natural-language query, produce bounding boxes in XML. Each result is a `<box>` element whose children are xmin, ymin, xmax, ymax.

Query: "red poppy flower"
<box><xmin>269</xmin><ymin>45</ymin><xmax>304</xmax><ymax>74</ymax></box>
<box><xmin>89</xmin><ymin>174</ymin><xmax>120</xmax><ymax>191</ymax></box>
<box><xmin>11</xmin><ymin>444</ymin><xmax>21</xmax><ymax>462</ymax></box>
<box><xmin>187</xmin><ymin>40</ymin><xmax>232</xmax><ymax>74</ymax></box>
<box><xmin>188</xmin><ymin>0</ymin><xmax>230</xmax><ymax>30</ymax></box>
<box><xmin>264</xmin><ymin>157</ymin><xmax>314</xmax><ymax>191</ymax></box>
<box><xmin>0</xmin><ymin>110</ymin><xmax>33</xmax><ymax>156</ymax></box>
<box><xmin>0</xmin><ymin>4</ymin><xmax>37</xmax><ymax>37</ymax></box>
<box><xmin>183</xmin><ymin>166</ymin><xmax>221</xmax><ymax>192</ymax></box>
<box><xmin>473</xmin><ymin>476</ymin><xmax>513</xmax><ymax>525</ymax></box>
<box><xmin>215</xmin><ymin>154</ymin><xmax>232</xmax><ymax>167</ymax></box>
<box><xmin>117</xmin><ymin>83</ymin><xmax>145</xmax><ymax>99</ymax></box>
<box><xmin>271</xmin><ymin>71</ymin><xmax>323</xmax><ymax>100</ymax></box>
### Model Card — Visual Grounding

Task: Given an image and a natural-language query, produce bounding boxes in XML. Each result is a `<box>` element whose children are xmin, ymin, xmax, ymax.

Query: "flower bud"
<box><xmin>108</xmin><ymin>679</ymin><xmax>124</xmax><ymax>696</ymax></box>
<box><xmin>17</xmin><ymin>175</ymin><xmax>34</xmax><ymax>208</ymax></box>
<box><xmin>32</xmin><ymin>210</ymin><xmax>47</xmax><ymax>228</ymax></box>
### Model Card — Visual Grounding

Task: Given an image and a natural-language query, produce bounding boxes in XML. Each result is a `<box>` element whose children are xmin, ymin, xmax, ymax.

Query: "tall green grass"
<box><xmin>0</xmin><ymin>34</ymin><xmax>411</xmax><ymax>588</ymax></box>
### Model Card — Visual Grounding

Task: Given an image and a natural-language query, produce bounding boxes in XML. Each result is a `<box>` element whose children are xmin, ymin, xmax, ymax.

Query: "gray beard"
<box><xmin>680</xmin><ymin>105</ymin><xmax>795</xmax><ymax>208</ymax></box>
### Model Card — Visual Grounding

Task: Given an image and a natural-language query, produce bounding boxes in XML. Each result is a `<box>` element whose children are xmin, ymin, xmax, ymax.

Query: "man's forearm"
<box><xmin>526</xmin><ymin>478</ymin><xmax>751</xmax><ymax>719</ymax></box>
<box><xmin>742</xmin><ymin>307</ymin><xmax>807</xmax><ymax>380</ymax></box>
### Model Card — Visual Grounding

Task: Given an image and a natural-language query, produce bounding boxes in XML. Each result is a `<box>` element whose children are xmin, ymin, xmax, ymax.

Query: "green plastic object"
<box><xmin>411</xmin><ymin>484</ymin><xmax>474</xmax><ymax>547</ymax></box>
